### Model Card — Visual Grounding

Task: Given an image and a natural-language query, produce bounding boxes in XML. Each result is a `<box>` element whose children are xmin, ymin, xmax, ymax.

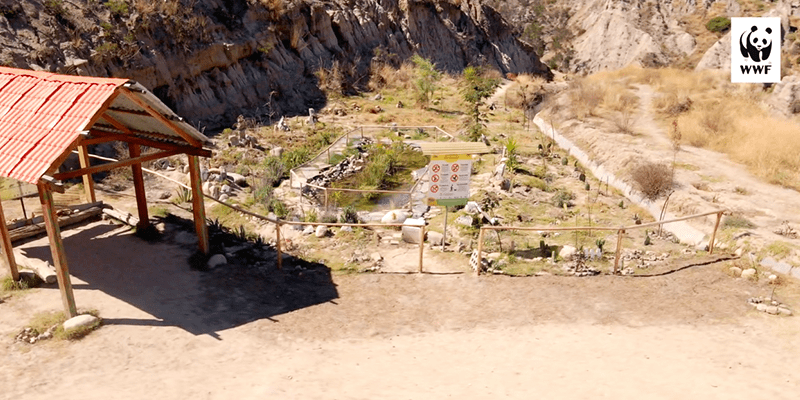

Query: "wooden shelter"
<box><xmin>0</xmin><ymin>67</ymin><xmax>212</xmax><ymax>318</ymax></box>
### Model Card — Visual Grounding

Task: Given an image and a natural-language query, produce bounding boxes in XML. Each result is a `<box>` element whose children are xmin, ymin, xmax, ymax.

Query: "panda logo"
<box><xmin>739</xmin><ymin>25</ymin><xmax>773</xmax><ymax>62</ymax></box>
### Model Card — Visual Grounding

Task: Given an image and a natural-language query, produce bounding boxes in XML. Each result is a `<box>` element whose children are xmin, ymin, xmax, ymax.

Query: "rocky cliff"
<box><xmin>0</xmin><ymin>0</ymin><xmax>550</xmax><ymax>131</ymax></box>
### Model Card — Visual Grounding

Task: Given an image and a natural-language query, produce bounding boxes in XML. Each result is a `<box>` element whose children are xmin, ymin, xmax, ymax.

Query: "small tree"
<box><xmin>410</xmin><ymin>54</ymin><xmax>441</xmax><ymax>108</ymax></box>
<box><xmin>461</xmin><ymin>66</ymin><xmax>500</xmax><ymax>141</ymax></box>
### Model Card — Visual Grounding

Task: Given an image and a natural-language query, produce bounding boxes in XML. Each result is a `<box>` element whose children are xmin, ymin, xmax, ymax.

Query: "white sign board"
<box><xmin>426</xmin><ymin>154</ymin><xmax>472</xmax><ymax>206</ymax></box>
<box><xmin>731</xmin><ymin>17</ymin><xmax>781</xmax><ymax>83</ymax></box>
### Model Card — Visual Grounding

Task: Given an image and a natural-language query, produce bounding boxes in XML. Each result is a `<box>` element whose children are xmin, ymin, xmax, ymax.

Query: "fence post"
<box><xmin>418</xmin><ymin>224</ymin><xmax>425</xmax><ymax>273</ymax></box>
<box><xmin>476</xmin><ymin>227</ymin><xmax>485</xmax><ymax>276</ymax></box>
<box><xmin>327</xmin><ymin>147</ymin><xmax>331</xmax><ymax>164</ymax></box>
<box><xmin>324</xmin><ymin>188</ymin><xmax>329</xmax><ymax>210</ymax></box>
<box><xmin>708</xmin><ymin>211</ymin><xmax>723</xmax><ymax>254</ymax></box>
<box><xmin>276</xmin><ymin>222</ymin><xmax>282</xmax><ymax>270</ymax></box>
<box><xmin>613</xmin><ymin>229</ymin><xmax>624</xmax><ymax>274</ymax></box>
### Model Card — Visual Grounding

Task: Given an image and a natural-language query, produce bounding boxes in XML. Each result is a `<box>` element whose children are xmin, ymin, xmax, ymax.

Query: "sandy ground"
<box><xmin>1</xmin><ymin>220</ymin><xmax>800</xmax><ymax>399</ymax></box>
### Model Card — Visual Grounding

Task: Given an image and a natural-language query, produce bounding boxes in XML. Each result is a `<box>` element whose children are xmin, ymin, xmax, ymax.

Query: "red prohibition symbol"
<box><xmin>430</xmin><ymin>185</ymin><xmax>439</xmax><ymax>193</ymax></box>
<box><xmin>450</xmin><ymin>174</ymin><xmax>459</xmax><ymax>182</ymax></box>
<box><xmin>431</xmin><ymin>174</ymin><xmax>440</xmax><ymax>183</ymax></box>
<box><xmin>451</xmin><ymin>163</ymin><xmax>460</xmax><ymax>173</ymax></box>
<box><xmin>432</xmin><ymin>164</ymin><xmax>441</xmax><ymax>173</ymax></box>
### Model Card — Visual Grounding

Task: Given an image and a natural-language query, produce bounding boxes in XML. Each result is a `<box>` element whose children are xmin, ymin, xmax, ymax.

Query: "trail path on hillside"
<box><xmin>532</xmin><ymin>83</ymin><xmax>800</xmax><ymax>270</ymax></box>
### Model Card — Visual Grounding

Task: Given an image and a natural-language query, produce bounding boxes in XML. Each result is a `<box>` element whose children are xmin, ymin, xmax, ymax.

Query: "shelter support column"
<box><xmin>38</xmin><ymin>182</ymin><xmax>77</xmax><ymax>318</ymax></box>
<box><xmin>78</xmin><ymin>145</ymin><xmax>96</xmax><ymax>203</ymax></box>
<box><xmin>0</xmin><ymin>199</ymin><xmax>18</xmax><ymax>281</ymax></box>
<box><xmin>188</xmin><ymin>155</ymin><xmax>209</xmax><ymax>254</ymax></box>
<box><xmin>129</xmin><ymin>144</ymin><xmax>149</xmax><ymax>229</ymax></box>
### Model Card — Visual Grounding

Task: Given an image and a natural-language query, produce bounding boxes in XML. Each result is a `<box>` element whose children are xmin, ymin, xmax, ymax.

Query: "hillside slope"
<box><xmin>0</xmin><ymin>0</ymin><xmax>550</xmax><ymax>130</ymax></box>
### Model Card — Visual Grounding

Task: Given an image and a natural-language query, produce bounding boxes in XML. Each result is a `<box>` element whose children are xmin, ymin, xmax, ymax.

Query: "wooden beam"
<box><xmin>188</xmin><ymin>155</ymin><xmax>209</xmax><ymax>254</ymax></box>
<box><xmin>129</xmin><ymin>143</ymin><xmax>149</xmax><ymax>229</ymax></box>
<box><xmin>37</xmin><ymin>181</ymin><xmax>77</xmax><ymax>318</ymax></box>
<box><xmin>119</xmin><ymin>88</ymin><xmax>202</xmax><ymax>148</ymax></box>
<box><xmin>78</xmin><ymin>145</ymin><xmax>96</xmax><ymax>203</ymax></box>
<box><xmin>80</xmin><ymin>130</ymin><xmax>211</xmax><ymax>157</ymax></box>
<box><xmin>0</xmin><ymin>199</ymin><xmax>18</xmax><ymax>281</ymax></box>
<box><xmin>53</xmin><ymin>149</ymin><xmax>181</xmax><ymax>181</ymax></box>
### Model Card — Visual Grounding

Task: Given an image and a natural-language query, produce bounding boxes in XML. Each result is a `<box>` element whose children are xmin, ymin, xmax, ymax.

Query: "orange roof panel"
<box><xmin>0</xmin><ymin>67</ymin><xmax>128</xmax><ymax>183</ymax></box>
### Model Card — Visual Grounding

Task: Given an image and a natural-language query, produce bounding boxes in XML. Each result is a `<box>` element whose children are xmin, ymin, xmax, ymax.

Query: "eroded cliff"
<box><xmin>0</xmin><ymin>0</ymin><xmax>550</xmax><ymax>130</ymax></box>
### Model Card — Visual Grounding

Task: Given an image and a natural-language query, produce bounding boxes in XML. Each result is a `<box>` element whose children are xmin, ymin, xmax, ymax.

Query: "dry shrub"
<box><xmin>504</xmin><ymin>74</ymin><xmax>545</xmax><ymax>109</ymax></box>
<box><xmin>316</xmin><ymin>62</ymin><xmax>345</xmax><ymax>97</ymax></box>
<box><xmin>569</xmin><ymin>79</ymin><xmax>605</xmax><ymax>119</ymax></box>
<box><xmin>630</xmin><ymin>161</ymin><xmax>673</xmax><ymax>200</ymax></box>
<box><xmin>369</xmin><ymin>63</ymin><xmax>414</xmax><ymax>91</ymax></box>
<box><xmin>653</xmin><ymin>90</ymin><xmax>693</xmax><ymax>116</ymax></box>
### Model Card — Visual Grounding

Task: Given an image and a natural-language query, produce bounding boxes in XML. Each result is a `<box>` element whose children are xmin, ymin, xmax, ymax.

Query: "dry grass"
<box><xmin>582</xmin><ymin>66</ymin><xmax>800</xmax><ymax>190</ymax></box>
<box><xmin>569</xmin><ymin>79</ymin><xmax>605</xmax><ymax>119</ymax></box>
<box><xmin>504</xmin><ymin>74</ymin><xmax>546</xmax><ymax>109</ymax></box>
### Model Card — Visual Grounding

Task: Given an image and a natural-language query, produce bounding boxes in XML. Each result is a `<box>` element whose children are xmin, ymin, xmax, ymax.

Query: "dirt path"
<box><xmin>2</xmin><ymin>219</ymin><xmax>799</xmax><ymax>399</ymax></box>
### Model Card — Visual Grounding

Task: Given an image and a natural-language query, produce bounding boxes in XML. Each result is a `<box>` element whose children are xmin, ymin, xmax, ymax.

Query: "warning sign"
<box><xmin>426</xmin><ymin>154</ymin><xmax>472</xmax><ymax>206</ymax></box>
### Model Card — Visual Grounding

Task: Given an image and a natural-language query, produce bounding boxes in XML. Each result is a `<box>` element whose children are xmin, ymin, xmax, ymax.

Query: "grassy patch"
<box><xmin>766</xmin><ymin>241</ymin><xmax>793</xmax><ymax>259</ymax></box>
<box><xmin>27</xmin><ymin>309</ymin><xmax>101</xmax><ymax>341</ymax></box>
<box><xmin>722</xmin><ymin>215</ymin><xmax>756</xmax><ymax>230</ymax></box>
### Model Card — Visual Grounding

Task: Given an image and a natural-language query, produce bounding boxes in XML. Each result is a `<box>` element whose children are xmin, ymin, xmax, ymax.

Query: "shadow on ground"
<box><xmin>21</xmin><ymin>216</ymin><xmax>338</xmax><ymax>339</ymax></box>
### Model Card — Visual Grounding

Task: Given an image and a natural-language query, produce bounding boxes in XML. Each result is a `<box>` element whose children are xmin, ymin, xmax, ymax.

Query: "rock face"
<box><xmin>0</xmin><ymin>0</ymin><xmax>550</xmax><ymax>130</ymax></box>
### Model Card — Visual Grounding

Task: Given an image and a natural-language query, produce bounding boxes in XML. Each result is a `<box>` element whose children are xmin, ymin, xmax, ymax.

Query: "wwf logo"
<box><xmin>739</xmin><ymin>25</ymin><xmax>773</xmax><ymax>62</ymax></box>
<box><xmin>731</xmin><ymin>17</ymin><xmax>780</xmax><ymax>83</ymax></box>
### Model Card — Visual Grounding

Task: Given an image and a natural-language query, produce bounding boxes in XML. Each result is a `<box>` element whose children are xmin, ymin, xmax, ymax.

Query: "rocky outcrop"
<box><xmin>0</xmin><ymin>0</ymin><xmax>550</xmax><ymax>131</ymax></box>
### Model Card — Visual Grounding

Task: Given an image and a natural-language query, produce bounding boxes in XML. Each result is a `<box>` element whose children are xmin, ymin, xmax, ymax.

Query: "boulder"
<box><xmin>182</xmin><ymin>165</ymin><xmax>190</xmax><ymax>174</ymax></box>
<box><xmin>381</xmin><ymin>210</ymin><xmax>408</xmax><ymax>224</ymax></box>
<box><xmin>207</xmin><ymin>254</ymin><xmax>227</xmax><ymax>269</ymax></box>
<box><xmin>339</xmin><ymin>226</ymin><xmax>353</xmax><ymax>233</ymax></box>
<box><xmin>227</xmin><ymin>172</ymin><xmax>247</xmax><ymax>186</ymax></box>
<box><xmin>559</xmin><ymin>245</ymin><xmax>577</xmax><ymax>260</ymax></box>
<box><xmin>221</xmin><ymin>185</ymin><xmax>232</xmax><ymax>194</ymax></box>
<box><xmin>315</xmin><ymin>225</ymin><xmax>329</xmax><ymax>238</ymax></box>
<box><xmin>464</xmin><ymin>201</ymin><xmax>482</xmax><ymax>215</ymax></box>
<box><xmin>303</xmin><ymin>226</ymin><xmax>315</xmax><ymax>235</ymax></box>
<box><xmin>455</xmin><ymin>215</ymin><xmax>474</xmax><ymax>227</ymax></box>
<box><xmin>63</xmin><ymin>314</ymin><xmax>99</xmax><ymax>332</ymax></box>
<box><xmin>741</xmin><ymin>268</ymin><xmax>757</xmax><ymax>280</ymax></box>
<box><xmin>202</xmin><ymin>181</ymin><xmax>212</xmax><ymax>196</ymax></box>
<box><xmin>426</xmin><ymin>231</ymin><xmax>444</xmax><ymax>245</ymax></box>
<box><xmin>729</xmin><ymin>266</ymin><xmax>742</xmax><ymax>277</ymax></box>
<box><xmin>218</xmin><ymin>194</ymin><xmax>230</xmax><ymax>203</ymax></box>
<box><xmin>270</xmin><ymin>147</ymin><xmax>284</xmax><ymax>157</ymax></box>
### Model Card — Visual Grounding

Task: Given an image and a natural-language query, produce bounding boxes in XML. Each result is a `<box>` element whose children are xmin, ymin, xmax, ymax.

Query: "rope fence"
<box><xmin>475</xmin><ymin>209</ymin><xmax>727</xmax><ymax>275</ymax></box>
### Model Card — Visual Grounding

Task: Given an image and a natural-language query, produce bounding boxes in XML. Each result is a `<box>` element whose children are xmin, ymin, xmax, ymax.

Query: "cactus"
<box><xmin>618</xmin><ymin>200</ymin><xmax>624</xmax><ymax>208</ymax></box>
<box><xmin>561</xmin><ymin>157</ymin><xmax>568</xmax><ymax>166</ymax></box>
<box><xmin>644</xmin><ymin>235</ymin><xmax>651</xmax><ymax>246</ymax></box>
<box><xmin>596</xmin><ymin>239</ymin><xmax>605</xmax><ymax>252</ymax></box>
<box><xmin>579</xmin><ymin>173</ymin><xmax>586</xmax><ymax>182</ymax></box>
<box><xmin>585</xmin><ymin>182</ymin><xmax>590</xmax><ymax>191</ymax></box>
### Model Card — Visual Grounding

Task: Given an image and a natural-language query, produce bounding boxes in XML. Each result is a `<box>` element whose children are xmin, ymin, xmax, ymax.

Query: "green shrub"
<box><xmin>552</xmin><ymin>189</ymin><xmax>574</xmax><ymax>208</ymax></box>
<box><xmin>706</xmin><ymin>17</ymin><xmax>731</xmax><ymax>33</ymax></box>
<box><xmin>722</xmin><ymin>215</ymin><xmax>756</xmax><ymax>229</ymax></box>
<box><xmin>106</xmin><ymin>0</ymin><xmax>129</xmax><ymax>17</ymax></box>
<box><xmin>519</xmin><ymin>176</ymin><xmax>547</xmax><ymax>191</ymax></box>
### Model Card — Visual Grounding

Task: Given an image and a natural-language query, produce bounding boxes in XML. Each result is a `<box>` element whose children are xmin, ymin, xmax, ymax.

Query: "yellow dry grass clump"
<box><xmin>596</xmin><ymin>66</ymin><xmax>800</xmax><ymax>189</ymax></box>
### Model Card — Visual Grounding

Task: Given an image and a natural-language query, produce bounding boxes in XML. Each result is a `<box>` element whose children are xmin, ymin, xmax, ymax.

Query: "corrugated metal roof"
<box><xmin>0</xmin><ymin>67</ymin><xmax>209</xmax><ymax>184</ymax></box>
<box><xmin>417</xmin><ymin>142</ymin><xmax>492</xmax><ymax>155</ymax></box>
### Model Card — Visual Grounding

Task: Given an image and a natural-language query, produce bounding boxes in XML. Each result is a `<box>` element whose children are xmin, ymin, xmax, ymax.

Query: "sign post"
<box><xmin>426</xmin><ymin>154</ymin><xmax>472</xmax><ymax>250</ymax></box>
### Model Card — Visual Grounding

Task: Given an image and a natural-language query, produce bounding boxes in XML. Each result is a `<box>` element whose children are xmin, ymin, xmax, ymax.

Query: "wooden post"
<box><xmin>187</xmin><ymin>155</ymin><xmax>210</xmax><ymax>254</ymax></box>
<box><xmin>37</xmin><ymin>182</ymin><xmax>77</xmax><ymax>318</ymax></box>
<box><xmin>324</xmin><ymin>188</ymin><xmax>329</xmax><ymax>210</ymax></box>
<box><xmin>128</xmin><ymin>143</ymin><xmax>149</xmax><ymax>229</ymax></box>
<box><xmin>708</xmin><ymin>211</ymin><xmax>723</xmax><ymax>254</ymax></box>
<box><xmin>613</xmin><ymin>229</ymin><xmax>625</xmax><ymax>274</ymax></box>
<box><xmin>476</xmin><ymin>227</ymin><xmax>484</xmax><ymax>276</ymax></box>
<box><xmin>418</xmin><ymin>224</ymin><xmax>424</xmax><ymax>273</ymax></box>
<box><xmin>0</xmin><ymin>199</ymin><xmax>18</xmax><ymax>281</ymax></box>
<box><xmin>276</xmin><ymin>222</ymin><xmax>282</xmax><ymax>270</ymax></box>
<box><xmin>327</xmin><ymin>148</ymin><xmax>330</xmax><ymax>164</ymax></box>
<box><xmin>78</xmin><ymin>145</ymin><xmax>96</xmax><ymax>203</ymax></box>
